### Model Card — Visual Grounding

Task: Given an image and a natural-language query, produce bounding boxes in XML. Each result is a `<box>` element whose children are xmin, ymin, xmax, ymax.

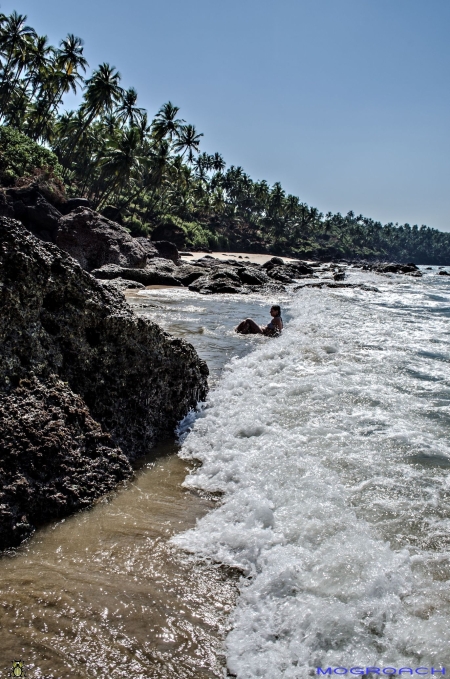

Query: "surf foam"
<box><xmin>174</xmin><ymin>274</ymin><xmax>450</xmax><ymax>677</ymax></box>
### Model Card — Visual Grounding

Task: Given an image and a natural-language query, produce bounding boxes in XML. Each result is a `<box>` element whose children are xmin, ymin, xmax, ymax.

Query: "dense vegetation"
<box><xmin>0</xmin><ymin>10</ymin><xmax>449</xmax><ymax>262</ymax></box>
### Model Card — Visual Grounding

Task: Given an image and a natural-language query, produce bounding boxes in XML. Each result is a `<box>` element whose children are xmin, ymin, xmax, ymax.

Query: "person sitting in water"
<box><xmin>235</xmin><ymin>305</ymin><xmax>283</xmax><ymax>336</ymax></box>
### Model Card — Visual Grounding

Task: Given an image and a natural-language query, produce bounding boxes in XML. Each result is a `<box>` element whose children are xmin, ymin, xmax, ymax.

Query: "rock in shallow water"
<box><xmin>0</xmin><ymin>218</ymin><xmax>208</xmax><ymax>549</ymax></box>
<box><xmin>0</xmin><ymin>375</ymin><xmax>132</xmax><ymax>550</ymax></box>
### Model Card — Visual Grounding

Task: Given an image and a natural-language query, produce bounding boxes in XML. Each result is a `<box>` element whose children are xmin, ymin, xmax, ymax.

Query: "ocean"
<box><xmin>155</xmin><ymin>265</ymin><xmax>450</xmax><ymax>677</ymax></box>
<box><xmin>1</xmin><ymin>265</ymin><xmax>449</xmax><ymax>678</ymax></box>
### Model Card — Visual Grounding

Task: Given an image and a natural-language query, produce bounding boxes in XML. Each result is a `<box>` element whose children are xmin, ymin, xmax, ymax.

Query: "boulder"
<box><xmin>262</xmin><ymin>257</ymin><xmax>285</xmax><ymax>269</ymax></box>
<box><xmin>56</xmin><ymin>207</ymin><xmax>152</xmax><ymax>271</ymax></box>
<box><xmin>101</xmin><ymin>205</ymin><xmax>123</xmax><ymax>223</ymax></box>
<box><xmin>99</xmin><ymin>278</ymin><xmax>146</xmax><ymax>292</ymax></box>
<box><xmin>59</xmin><ymin>197</ymin><xmax>91</xmax><ymax>215</ymax></box>
<box><xmin>150</xmin><ymin>221</ymin><xmax>186</xmax><ymax>248</ymax></box>
<box><xmin>175</xmin><ymin>264</ymin><xmax>206</xmax><ymax>286</ymax></box>
<box><xmin>438</xmin><ymin>270</ymin><xmax>450</xmax><ymax>276</ymax></box>
<box><xmin>91</xmin><ymin>260</ymin><xmax>183</xmax><ymax>286</ymax></box>
<box><xmin>0</xmin><ymin>375</ymin><xmax>132</xmax><ymax>551</ymax></box>
<box><xmin>0</xmin><ymin>218</ymin><xmax>209</xmax><ymax>549</ymax></box>
<box><xmin>152</xmin><ymin>240</ymin><xmax>179</xmax><ymax>264</ymax></box>
<box><xmin>267</xmin><ymin>268</ymin><xmax>295</xmax><ymax>284</ymax></box>
<box><xmin>364</xmin><ymin>262</ymin><xmax>422</xmax><ymax>276</ymax></box>
<box><xmin>236</xmin><ymin>266</ymin><xmax>270</xmax><ymax>286</ymax></box>
<box><xmin>0</xmin><ymin>191</ymin><xmax>13</xmax><ymax>218</ymax></box>
<box><xmin>333</xmin><ymin>272</ymin><xmax>346</xmax><ymax>281</ymax></box>
<box><xmin>261</xmin><ymin>258</ymin><xmax>313</xmax><ymax>281</ymax></box>
<box><xmin>6</xmin><ymin>186</ymin><xmax>62</xmax><ymax>242</ymax></box>
<box><xmin>188</xmin><ymin>268</ymin><xmax>244</xmax><ymax>294</ymax></box>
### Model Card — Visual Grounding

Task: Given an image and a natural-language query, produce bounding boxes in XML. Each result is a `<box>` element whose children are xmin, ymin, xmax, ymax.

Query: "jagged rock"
<box><xmin>91</xmin><ymin>260</ymin><xmax>183</xmax><ymax>286</ymax></box>
<box><xmin>188</xmin><ymin>268</ymin><xmax>244</xmax><ymax>294</ymax></box>
<box><xmin>59</xmin><ymin>197</ymin><xmax>91</xmax><ymax>215</ymax></box>
<box><xmin>152</xmin><ymin>240</ymin><xmax>179</xmax><ymax>264</ymax></box>
<box><xmin>56</xmin><ymin>207</ymin><xmax>155</xmax><ymax>271</ymax></box>
<box><xmin>99</xmin><ymin>278</ymin><xmax>146</xmax><ymax>291</ymax></box>
<box><xmin>150</xmin><ymin>221</ymin><xmax>186</xmax><ymax>248</ymax></box>
<box><xmin>262</xmin><ymin>257</ymin><xmax>313</xmax><ymax>280</ymax></box>
<box><xmin>175</xmin><ymin>265</ymin><xmax>206</xmax><ymax>286</ymax></box>
<box><xmin>0</xmin><ymin>375</ymin><xmax>132</xmax><ymax>550</ymax></box>
<box><xmin>0</xmin><ymin>191</ymin><xmax>181</xmax><ymax>271</ymax></box>
<box><xmin>236</xmin><ymin>267</ymin><xmax>270</xmax><ymax>286</ymax></box>
<box><xmin>333</xmin><ymin>272</ymin><xmax>346</xmax><ymax>281</ymax></box>
<box><xmin>101</xmin><ymin>205</ymin><xmax>123</xmax><ymax>223</ymax></box>
<box><xmin>0</xmin><ymin>191</ymin><xmax>13</xmax><ymax>218</ymax></box>
<box><xmin>0</xmin><ymin>218</ymin><xmax>209</xmax><ymax>549</ymax></box>
<box><xmin>6</xmin><ymin>186</ymin><xmax>62</xmax><ymax>242</ymax></box>
<box><xmin>263</xmin><ymin>257</ymin><xmax>285</xmax><ymax>268</ymax></box>
<box><xmin>362</xmin><ymin>262</ymin><xmax>422</xmax><ymax>276</ymax></box>
<box><xmin>438</xmin><ymin>270</ymin><xmax>450</xmax><ymax>276</ymax></box>
<box><xmin>294</xmin><ymin>281</ymin><xmax>380</xmax><ymax>292</ymax></box>
<box><xmin>267</xmin><ymin>268</ymin><xmax>295</xmax><ymax>284</ymax></box>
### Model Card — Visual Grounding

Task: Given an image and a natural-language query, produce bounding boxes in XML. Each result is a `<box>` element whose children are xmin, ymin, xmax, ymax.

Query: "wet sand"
<box><xmin>0</xmin><ymin>442</ymin><xmax>238</xmax><ymax>678</ymax></box>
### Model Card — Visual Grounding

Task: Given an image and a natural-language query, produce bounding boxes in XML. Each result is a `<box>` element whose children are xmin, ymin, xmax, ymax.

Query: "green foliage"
<box><xmin>0</xmin><ymin>125</ymin><xmax>63</xmax><ymax>184</ymax></box>
<box><xmin>123</xmin><ymin>214</ymin><xmax>150</xmax><ymax>237</ymax></box>
<box><xmin>156</xmin><ymin>214</ymin><xmax>225</xmax><ymax>250</ymax></box>
<box><xmin>0</xmin><ymin>9</ymin><xmax>449</xmax><ymax>263</ymax></box>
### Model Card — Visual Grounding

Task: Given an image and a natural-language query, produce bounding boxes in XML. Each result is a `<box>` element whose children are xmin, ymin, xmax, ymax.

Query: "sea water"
<box><xmin>2</xmin><ymin>269</ymin><xmax>449</xmax><ymax>678</ymax></box>
<box><xmin>169</xmin><ymin>267</ymin><xmax>450</xmax><ymax>677</ymax></box>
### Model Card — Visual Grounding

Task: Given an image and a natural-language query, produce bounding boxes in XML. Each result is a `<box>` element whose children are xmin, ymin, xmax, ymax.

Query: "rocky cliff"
<box><xmin>0</xmin><ymin>218</ymin><xmax>208</xmax><ymax>550</ymax></box>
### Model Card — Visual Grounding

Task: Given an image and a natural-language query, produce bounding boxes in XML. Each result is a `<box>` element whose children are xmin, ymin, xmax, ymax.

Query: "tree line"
<box><xmin>0</xmin><ymin>10</ymin><xmax>449</xmax><ymax>262</ymax></box>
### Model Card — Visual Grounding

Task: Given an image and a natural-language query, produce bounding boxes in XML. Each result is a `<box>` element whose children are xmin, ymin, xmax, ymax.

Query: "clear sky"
<box><xmin>2</xmin><ymin>0</ymin><xmax>449</xmax><ymax>231</ymax></box>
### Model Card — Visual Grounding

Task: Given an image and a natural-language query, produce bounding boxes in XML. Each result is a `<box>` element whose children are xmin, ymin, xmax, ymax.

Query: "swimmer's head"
<box><xmin>271</xmin><ymin>305</ymin><xmax>281</xmax><ymax>317</ymax></box>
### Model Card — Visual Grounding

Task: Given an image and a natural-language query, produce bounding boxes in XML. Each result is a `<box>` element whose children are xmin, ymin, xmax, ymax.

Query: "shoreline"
<box><xmin>0</xmin><ymin>440</ymin><xmax>238</xmax><ymax>678</ymax></box>
<box><xmin>179</xmin><ymin>250</ymin><xmax>303</xmax><ymax>265</ymax></box>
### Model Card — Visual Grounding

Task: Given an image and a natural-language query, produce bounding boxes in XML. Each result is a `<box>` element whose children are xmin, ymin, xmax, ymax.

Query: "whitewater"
<box><xmin>172</xmin><ymin>268</ymin><xmax>450</xmax><ymax>677</ymax></box>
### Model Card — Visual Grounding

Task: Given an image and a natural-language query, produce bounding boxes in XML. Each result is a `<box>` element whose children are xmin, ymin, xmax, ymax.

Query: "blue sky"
<box><xmin>2</xmin><ymin>0</ymin><xmax>449</xmax><ymax>231</ymax></box>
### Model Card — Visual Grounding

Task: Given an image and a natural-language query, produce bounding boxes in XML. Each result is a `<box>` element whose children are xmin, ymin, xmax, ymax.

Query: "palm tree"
<box><xmin>152</xmin><ymin>101</ymin><xmax>185</xmax><ymax>141</ymax></box>
<box><xmin>22</xmin><ymin>35</ymin><xmax>54</xmax><ymax>98</ymax></box>
<box><xmin>211</xmin><ymin>152</ymin><xmax>225</xmax><ymax>172</ymax></box>
<box><xmin>57</xmin><ymin>34</ymin><xmax>88</xmax><ymax>76</ymax></box>
<box><xmin>60</xmin><ymin>63</ymin><xmax>122</xmax><ymax>173</ymax></box>
<box><xmin>0</xmin><ymin>12</ymin><xmax>36</xmax><ymax>114</ymax></box>
<box><xmin>135</xmin><ymin>111</ymin><xmax>151</xmax><ymax>141</ymax></box>
<box><xmin>82</xmin><ymin>63</ymin><xmax>123</xmax><ymax>125</ymax></box>
<box><xmin>173</xmin><ymin>123</ymin><xmax>203</xmax><ymax>163</ymax></box>
<box><xmin>115</xmin><ymin>87</ymin><xmax>145</xmax><ymax>126</ymax></box>
<box><xmin>95</xmin><ymin>125</ymin><xmax>145</xmax><ymax>208</ymax></box>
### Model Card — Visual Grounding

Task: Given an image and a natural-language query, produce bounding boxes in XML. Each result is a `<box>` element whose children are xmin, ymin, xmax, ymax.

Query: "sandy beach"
<box><xmin>179</xmin><ymin>250</ymin><xmax>301</xmax><ymax>265</ymax></box>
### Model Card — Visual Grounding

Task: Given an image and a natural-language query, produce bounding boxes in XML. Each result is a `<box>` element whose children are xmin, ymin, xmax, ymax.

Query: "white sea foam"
<box><xmin>173</xmin><ymin>270</ymin><xmax>450</xmax><ymax>677</ymax></box>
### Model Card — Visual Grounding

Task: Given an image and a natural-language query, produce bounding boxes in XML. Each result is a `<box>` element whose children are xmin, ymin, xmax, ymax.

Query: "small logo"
<box><xmin>9</xmin><ymin>661</ymin><xmax>26</xmax><ymax>677</ymax></box>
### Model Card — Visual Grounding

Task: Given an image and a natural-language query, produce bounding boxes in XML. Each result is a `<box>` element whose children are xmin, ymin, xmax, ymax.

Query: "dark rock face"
<box><xmin>59</xmin><ymin>197</ymin><xmax>91</xmax><ymax>215</ymax></box>
<box><xmin>99</xmin><ymin>278</ymin><xmax>146</xmax><ymax>291</ymax></box>
<box><xmin>262</xmin><ymin>257</ymin><xmax>285</xmax><ymax>268</ymax></box>
<box><xmin>92</xmin><ymin>253</ymin><xmax>316</xmax><ymax>295</ymax></box>
<box><xmin>362</xmin><ymin>262</ymin><xmax>422</xmax><ymax>277</ymax></box>
<box><xmin>56</xmin><ymin>208</ymin><xmax>157</xmax><ymax>271</ymax></box>
<box><xmin>92</xmin><ymin>260</ymin><xmax>183</xmax><ymax>287</ymax></box>
<box><xmin>236</xmin><ymin>267</ymin><xmax>270</xmax><ymax>286</ymax></box>
<box><xmin>5</xmin><ymin>185</ymin><xmax>62</xmax><ymax>242</ymax></box>
<box><xmin>150</xmin><ymin>222</ymin><xmax>186</xmax><ymax>248</ymax></box>
<box><xmin>438</xmin><ymin>270</ymin><xmax>450</xmax><ymax>276</ymax></box>
<box><xmin>0</xmin><ymin>375</ymin><xmax>132</xmax><ymax>551</ymax></box>
<box><xmin>151</xmin><ymin>240</ymin><xmax>179</xmax><ymax>264</ymax></box>
<box><xmin>333</xmin><ymin>271</ymin><xmax>346</xmax><ymax>281</ymax></box>
<box><xmin>0</xmin><ymin>218</ymin><xmax>209</xmax><ymax>549</ymax></box>
<box><xmin>175</xmin><ymin>264</ymin><xmax>205</xmax><ymax>286</ymax></box>
<box><xmin>1</xmin><ymin>189</ymin><xmax>178</xmax><ymax>272</ymax></box>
